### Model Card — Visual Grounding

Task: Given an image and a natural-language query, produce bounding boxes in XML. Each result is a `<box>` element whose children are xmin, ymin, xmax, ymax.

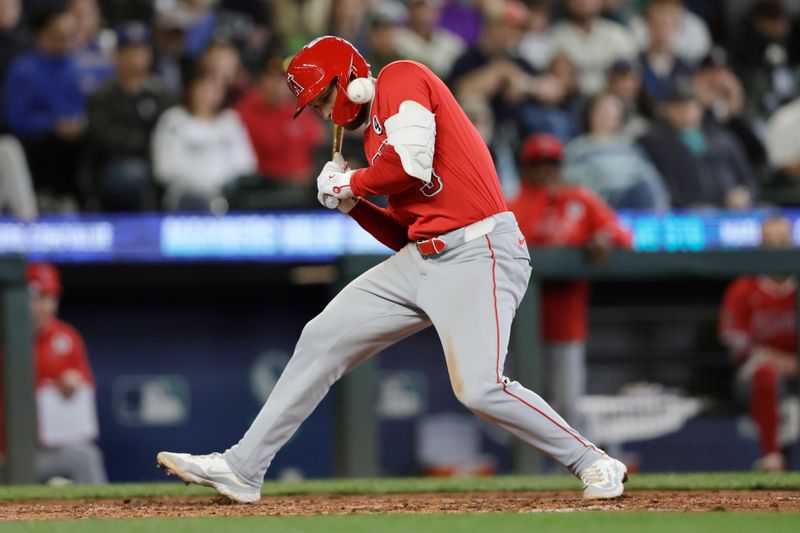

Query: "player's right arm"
<box><xmin>719</xmin><ymin>278</ymin><xmax>753</xmax><ymax>364</ymax></box>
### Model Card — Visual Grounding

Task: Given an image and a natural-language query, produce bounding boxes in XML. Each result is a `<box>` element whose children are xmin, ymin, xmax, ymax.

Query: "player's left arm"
<box><xmin>346</xmin><ymin>199</ymin><xmax>410</xmax><ymax>251</ymax></box>
<box><xmin>582</xmin><ymin>190</ymin><xmax>632</xmax><ymax>262</ymax></box>
<box><xmin>350</xmin><ymin>63</ymin><xmax>436</xmax><ymax>198</ymax></box>
<box><xmin>66</xmin><ymin>328</ymin><xmax>95</xmax><ymax>385</ymax></box>
<box><xmin>719</xmin><ymin>279</ymin><xmax>754</xmax><ymax>364</ymax></box>
<box><xmin>56</xmin><ymin>327</ymin><xmax>95</xmax><ymax>399</ymax></box>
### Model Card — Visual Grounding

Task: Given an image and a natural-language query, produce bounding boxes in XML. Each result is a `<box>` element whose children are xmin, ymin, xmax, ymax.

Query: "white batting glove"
<box><xmin>317</xmin><ymin>167</ymin><xmax>354</xmax><ymax>200</ymax></box>
<box><xmin>316</xmin><ymin>157</ymin><xmax>355</xmax><ymax>208</ymax></box>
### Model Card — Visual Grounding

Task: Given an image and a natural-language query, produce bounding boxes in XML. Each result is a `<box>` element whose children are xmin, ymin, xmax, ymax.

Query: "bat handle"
<box><xmin>332</xmin><ymin>124</ymin><xmax>344</xmax><ymax>159</ymax></box>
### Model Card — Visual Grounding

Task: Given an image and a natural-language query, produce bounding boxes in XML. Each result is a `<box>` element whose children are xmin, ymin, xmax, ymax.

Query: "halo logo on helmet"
<box><xmin>286</xmin><ymin>74</ymin><xmax>304</xmax><ymax>98</ymax></box>
<box><xmin>286</xmin><ymin>36</ymin><xmax>371</xmax><ymax>126</ymax></box>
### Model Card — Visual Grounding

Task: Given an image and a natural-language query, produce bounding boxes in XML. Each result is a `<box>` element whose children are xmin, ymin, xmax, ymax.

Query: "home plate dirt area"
<box><xmin>3</xmin><ymin>490</ymin><xmax>800</xmax><ymax>521</ymax></box>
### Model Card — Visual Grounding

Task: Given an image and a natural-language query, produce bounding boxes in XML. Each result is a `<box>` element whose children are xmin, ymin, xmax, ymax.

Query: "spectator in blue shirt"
<box><xmin>3</xmin><ymin>2</ymin><xmax>85</xmax><ymax>209</ymax></box>
<box><xmin>0</xmin><ymin>0</ymin><xmax>32</xmax><ymax>132</ymax></box>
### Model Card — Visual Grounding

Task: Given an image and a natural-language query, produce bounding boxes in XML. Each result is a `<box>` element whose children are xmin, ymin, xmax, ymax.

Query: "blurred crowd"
<box><xmin>1</xmin><ymin>0</ymin><xmax>800</xmax><ymax>216</ymax></box>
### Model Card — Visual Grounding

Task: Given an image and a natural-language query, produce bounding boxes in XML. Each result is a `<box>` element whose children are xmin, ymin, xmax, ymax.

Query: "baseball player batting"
<box><xmin>157</xmin><ymin>36</ymin><xmax>627</xmax><ymax>503</ymax></box>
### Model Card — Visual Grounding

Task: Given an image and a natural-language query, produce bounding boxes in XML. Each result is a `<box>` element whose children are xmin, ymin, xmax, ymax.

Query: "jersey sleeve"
<box><xmin>350</xmin><ymin>62</ymin><xmax>434</xmax><ymax>198</ymax></box>
<box><xmin>347</xmin><ymin>199</ymin><xmax>410</xmax><ymax>251</ymax></box>
<box><xmin>581</xmin><ymin>189</ymin><xmax>632</xmax><ymax>248</ymax></box>
<box><xmin>65</xmin><ymin>327</ymin><xmax>96</xmax><ymax>387</ymax></box>
<box><xmin>719</xmin><ymin>279</ymin><xmax>753</xmax><ymax>360</ymax></box>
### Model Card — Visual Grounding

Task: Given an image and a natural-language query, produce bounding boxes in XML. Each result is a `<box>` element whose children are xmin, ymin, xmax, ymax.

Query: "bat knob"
<box><xmin>323</xmin><ymin>195</ymin><xmax>340</xmax><ymax>209</ymax></box>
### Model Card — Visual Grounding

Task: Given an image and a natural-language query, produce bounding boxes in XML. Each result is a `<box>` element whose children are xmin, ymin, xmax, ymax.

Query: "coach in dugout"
<box><xmin>27</xmin><ymin>263</ymin><xmax>107</xmax><ymax>484</ymax></box>
<box><xmin>508</xmin><ymin>133</ymin><xmax>631</xmax><ymax>430</ymax></box>
<box><xmin>719</xmin><ymin>216</ymin><xmax>798</xmax><ymax>472</ymax></box>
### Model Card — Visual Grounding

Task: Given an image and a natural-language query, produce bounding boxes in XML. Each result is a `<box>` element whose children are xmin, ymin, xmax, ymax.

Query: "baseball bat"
<box><xmin>332</xmin><ymin>123</ymin><xmax>344</xmax><ymax>159</ymax></box>
<box><xmin>324</xmin><ymin>125</ymin><xmax>345</xmax><ymax>209</ymax></box>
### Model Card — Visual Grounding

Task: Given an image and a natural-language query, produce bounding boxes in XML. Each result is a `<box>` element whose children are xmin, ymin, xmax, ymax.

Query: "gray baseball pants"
<box><xmin>224</xmin><ymin>212</ymin><xmax>604</xmax><ymax>486</ymax></box>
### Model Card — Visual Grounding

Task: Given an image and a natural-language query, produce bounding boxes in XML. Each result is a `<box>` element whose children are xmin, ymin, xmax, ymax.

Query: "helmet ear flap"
<box><xmin>345</xmin><ymin>77</ymin><xmax>374</xmax><ymax>104</ymax></box>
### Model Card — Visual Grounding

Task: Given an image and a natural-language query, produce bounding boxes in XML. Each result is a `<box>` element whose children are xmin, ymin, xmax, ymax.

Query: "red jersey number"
<box><xmin>420</xmin><ymin>171</ymin><xmax>443</xmax><ymax>197</ymax></box>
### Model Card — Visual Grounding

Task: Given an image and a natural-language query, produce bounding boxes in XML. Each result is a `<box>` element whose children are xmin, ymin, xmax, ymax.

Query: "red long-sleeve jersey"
<box><xmin>509</xmin><ymin>183</ymin><xmax>631</xmax><ymax>341</ymax></box>
<box><xmin>348</xmin><ymin>61</ymin><xmax>506</xmax><ymax>247</ymax></box>
<box><xmin>719</xmin><ymin>276</ymin><xmax>797</xmax><ymax>363</ymax></box>
<box><xmin>35</xmin><ymin>318</ymin><xmax>95</xmax><ymax>388</ymax></box>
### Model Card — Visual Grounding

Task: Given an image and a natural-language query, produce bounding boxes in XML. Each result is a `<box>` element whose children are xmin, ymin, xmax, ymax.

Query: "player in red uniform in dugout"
<box><xmin>158</xmin><ymin>36</ymin><xmax>628</xmax><ymax>503</ymax></box>
<box><xmin>719</xmin><ymin>216</ymin><xmax>798</xmax><ymax>471</ymax></box>
<box><xmin>28</xmin><ymin>263</ymin><xmax>107</xmax><ymax>484</ymax></box>
<box><xmin>509</xmin><ymin>134</ymin><xmax>632</xmax><ymax>429</ymax></box>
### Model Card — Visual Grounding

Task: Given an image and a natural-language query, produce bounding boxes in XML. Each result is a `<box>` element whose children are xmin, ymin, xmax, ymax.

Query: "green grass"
<box><xmin>4</xmin><ymin>513</ymin><xmax>800</xmax><ymax>533</ymax></box>
<box><xmin>1</xmin><ymin>472</ymin><xmax>799</xmax><ymax>501</ymax></box>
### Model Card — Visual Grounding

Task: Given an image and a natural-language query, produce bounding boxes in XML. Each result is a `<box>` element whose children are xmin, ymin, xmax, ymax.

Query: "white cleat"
<box><xmin>579</xmin><ymin>456</ymin><xmax>628</xmax><ymax>500</ymax></box>
<box><xmin>156</xmin><ymin>451</ymin><xmax>261</xmax><ymax>504</ymax></box>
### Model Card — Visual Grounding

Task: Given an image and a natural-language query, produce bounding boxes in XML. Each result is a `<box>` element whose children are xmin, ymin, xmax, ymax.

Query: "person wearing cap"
<box><xmin>27</xmin><ymin>262</ymin><xmax>107</xmax><ymax>484</ymax></box>
<box><xmin>0</xmin><ymin>0</ymin><xmax>32</xmax><ymax>130</ymax></box>
<box><xmin>231</xmin><ymin>55</ymin><xmax>324</xmax><ymax>206</ymax></box>
<box><xmin>637</xmin><ymin>82</ymin><xmax>756</xmax><ymax>209</ymax></box>
<box><xmin>692</xmin><ymin>48</ymin><xmax>743</xmax><ymax>122</ymax></box>
<box><xmin>693</xmin><ymin>47</ymin><xmax>767</xmax><ymax>172</ymax></box>
<box><xmin>152</xmin><ymin>0</ymin><xmax>217</xmax><ymax>60</ymax></box>
<box><xmin>719</xmin><ymin>216</ymin><xmax>798</xmax><ymax>471</ymax></box>
<box><xmin>3</xmin><ymin>3</ymin><xmax>86</xmax><ymax>211</ymax></box>
<box><xmin>87</xmin><ymin>21</ymin><xmax>172</xmax><ymax>211</ymax></box>
<box><xmin>152</xmin><ymin>6</ymin><xmax>194</xmax><ymax>97</ymax></box>
<box><xmin>508</xmin><ymin>133</ymin><xmax>631</xmax><ymax>430</ymax></box>
<box><xmin>157</xmin><ymin>35</ymin><xmax>631</xmax><ymax>503</ymax></box>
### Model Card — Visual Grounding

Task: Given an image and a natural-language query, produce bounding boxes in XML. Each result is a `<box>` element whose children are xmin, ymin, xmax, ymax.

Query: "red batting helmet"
<box><xmin>520</xmin><ymin>133</ymin><xmax>563</xmax><ymax>163</ymax></box>
<box><xmin>26</xmin><ymin>263</ymin><xmax>62</xmax><ymax>296</ymax></box>
<box><xmin>286</xmin><ymin>36</ymin><xmax>370</xmax><ymax>125</ymax></box>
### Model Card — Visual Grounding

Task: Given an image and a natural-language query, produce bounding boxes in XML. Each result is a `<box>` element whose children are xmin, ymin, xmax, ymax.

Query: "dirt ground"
<box><xmin>3</xmin><ymin>491</ymin><xmax>800</xmax><ymax>521</ymax></box>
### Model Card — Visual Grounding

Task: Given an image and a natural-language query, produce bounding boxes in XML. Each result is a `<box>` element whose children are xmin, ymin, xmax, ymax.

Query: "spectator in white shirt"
<box><xmin>765</xmin><ymin>97</ymin><xmax>800</xmax><ymax>187</ymax></box>
<box><xmin>518</xmin><ymin>0</ymin><xmax>555</xmax><ymax>71</ymax></box>
<box><xmin>630</xmin><ymin>0</ymin><xmax>711</xmax><ymax>66</ymax></box>
<box><xmin>395</xmin><ymin>0</ymin><xmax>464</xmax><ymax>78</ymax></box>
<box><xmin>152</xmin><ymin>68</ymin><xmax>256</xmax><ymax>212</ymax></box>
<box><xmin>551</xmin><ymin>0</ymin><xmax>638</xmax><ymax>95</ymax></box>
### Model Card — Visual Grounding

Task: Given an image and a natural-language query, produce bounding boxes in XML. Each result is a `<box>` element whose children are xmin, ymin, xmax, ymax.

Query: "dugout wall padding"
<box><xmin>0</xmin><ymin>256</ymin><xmax>35</xmax><ymax>484</ymax></box>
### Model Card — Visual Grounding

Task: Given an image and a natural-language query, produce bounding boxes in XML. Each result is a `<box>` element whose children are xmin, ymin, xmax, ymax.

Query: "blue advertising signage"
<box><xmin>0</xmin><ymin>209</ymin><xmax>797</xmax><ymax>263</ymax></box>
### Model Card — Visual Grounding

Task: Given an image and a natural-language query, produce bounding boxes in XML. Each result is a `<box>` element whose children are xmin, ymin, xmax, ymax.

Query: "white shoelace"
<box><xmin>196</xmin><ymin>452</ymin><xmax>224</xmax><ymax>460</ymax></box>
<box><xmin>580</xmin><ymin>465</ymin><xmax>606</xmax><ymax>485</ymax></box>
